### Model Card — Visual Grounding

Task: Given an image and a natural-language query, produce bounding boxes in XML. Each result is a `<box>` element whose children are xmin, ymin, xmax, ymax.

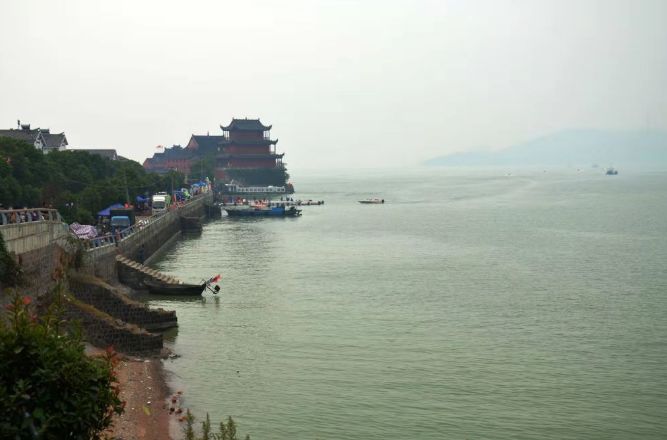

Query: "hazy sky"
<box><xmin>1</xmin><ymin>0</ymin><xmax>665</xmax><ymax>169</ymax></box>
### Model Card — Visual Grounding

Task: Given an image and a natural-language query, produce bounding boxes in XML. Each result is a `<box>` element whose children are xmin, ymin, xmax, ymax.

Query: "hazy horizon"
<box><xmin>1</xmin><ymin>0</ymin><xmax>665</xmax><ymax>169</ymax></box>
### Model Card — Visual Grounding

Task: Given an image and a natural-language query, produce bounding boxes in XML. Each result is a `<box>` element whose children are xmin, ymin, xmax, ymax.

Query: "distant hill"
<box><xmin>425</xmin><ymin>129</ymin><xmax>667</xmax><ymax>167</ymax></box>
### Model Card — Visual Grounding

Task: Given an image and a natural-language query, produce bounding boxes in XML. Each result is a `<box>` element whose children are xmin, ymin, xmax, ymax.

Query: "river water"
<box><xmin>147</xmin><ymin>168</ymin><xmax>667</xmax><ymax>439</ymax></box>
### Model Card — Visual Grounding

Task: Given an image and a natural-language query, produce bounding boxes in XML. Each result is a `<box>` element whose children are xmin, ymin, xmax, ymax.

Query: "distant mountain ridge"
<box><xmin>425</xmin><ymin>129</ymin><xmax>667</xmax><ymax>167</ymax></box>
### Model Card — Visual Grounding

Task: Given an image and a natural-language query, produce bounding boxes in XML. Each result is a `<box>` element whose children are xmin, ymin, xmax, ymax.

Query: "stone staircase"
<box><xmin>115</xmin><ymin>255</ymin><xmax>184</xmax><ymax>289</ymax></box>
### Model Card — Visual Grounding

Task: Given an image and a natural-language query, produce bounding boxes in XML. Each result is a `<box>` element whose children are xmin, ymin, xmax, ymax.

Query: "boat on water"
<box><xmin>605</xmin><ymin>167</ymin><xmax>619</xmax><ymax>175</ymax></box>
<box><xmin>144</xmin><ymin>274</ymin><xmax>222</xmax><ymax>296</ymax></box>
<box><xmin>224</xmin><ymin>205</ymin><xmax>302</xmax><ymax>217</ymax></box>
<box><xmin>144</xmin><ymin>278</ymin><xmax>207</xmax><ymax>296</ymax></box>
<box><xmin>358</xmin><ymin>198</ymin><xmax>384</xmax><ymax>204</ymax></box>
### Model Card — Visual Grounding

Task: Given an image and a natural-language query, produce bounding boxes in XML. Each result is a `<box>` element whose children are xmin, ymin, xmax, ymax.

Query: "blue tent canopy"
<box><xmin>136</xmin><ymin>195</ymin><xmax>149</xmax><ymax>203</ymax></box>
<box><xmin>97</xmin><ymin>203</ymin><xmax>125</xmax><ymax>217</ymax></box>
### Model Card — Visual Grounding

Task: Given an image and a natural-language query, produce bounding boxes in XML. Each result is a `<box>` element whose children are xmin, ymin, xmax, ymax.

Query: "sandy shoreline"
<box><xmin>83</xmin><ymin>343</ymin><xmax>181</xmax><ymax>440</ymax></box>
<box><xmin>108</xmin><ymin>357</ymin><xmax>173</xmax><ymax>440</ymax></box>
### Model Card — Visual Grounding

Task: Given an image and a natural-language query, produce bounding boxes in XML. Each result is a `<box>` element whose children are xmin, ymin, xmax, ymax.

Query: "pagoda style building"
<box><xmin>216</xmin><ymin>118</ymin><xmax>286</xmax><ymax>185</ymax></box>
<box><xmin>142</xmin><ymin>118</ymin><xmax>289</xmax><ymax>187</ymax></box>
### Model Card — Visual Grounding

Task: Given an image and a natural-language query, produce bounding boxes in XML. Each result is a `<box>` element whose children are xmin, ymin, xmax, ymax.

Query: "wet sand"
<box><xmin>108</xmin><ymin>357</ymin><xmax>175</xmax><ymax>440</ymax></box>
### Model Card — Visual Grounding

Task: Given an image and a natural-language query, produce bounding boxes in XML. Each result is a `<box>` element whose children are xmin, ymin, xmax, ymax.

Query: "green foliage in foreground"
<box><xmin>0</xmin><ymin>290</ymin><xmax>124</xmax><ymax>439</ymax></box>
<box><xmin>184</xmin><ymin>411</ymin><xmax>251</xmax><ymax>440</ymax></box>
<box><xmin>0</xmin><ymin>136</ymin><xmax>185</xmax><ymax>223</ymax></box>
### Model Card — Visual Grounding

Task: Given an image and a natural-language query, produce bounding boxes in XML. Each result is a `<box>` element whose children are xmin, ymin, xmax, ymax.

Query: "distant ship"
<box><xmin>605</xmin><ymin>167</ymin><xmax>618</xmax><ymax>175</ymax></box>
<box><xmin>359</xmin><ymin>198</ymin><xmax>384</xmax><ymax>204</ymax></box>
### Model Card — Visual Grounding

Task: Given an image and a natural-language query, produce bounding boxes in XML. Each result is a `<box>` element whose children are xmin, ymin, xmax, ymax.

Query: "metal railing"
<box><xmin>81</xmin><ymin>210</ymin><xmax>169</xmax><ymax>250</ymax></box>
<box><xmin>0</xmin><ymin>208</ymin><xmax>62</xmax><ymax>226</ymax></box>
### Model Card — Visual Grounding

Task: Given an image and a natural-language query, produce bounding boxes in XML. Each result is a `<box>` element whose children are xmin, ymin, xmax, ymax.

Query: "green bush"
<box><xmin>0</xmin><ymin>290</ymin><xmax>124</xmax><ymax>439</ymax></box>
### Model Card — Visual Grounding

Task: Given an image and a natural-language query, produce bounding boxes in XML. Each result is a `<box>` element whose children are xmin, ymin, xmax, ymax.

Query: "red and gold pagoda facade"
<box><xmin>215</xmin><ymin>118</ymin><xmax>285</xmax><ymax>182</ymax></box>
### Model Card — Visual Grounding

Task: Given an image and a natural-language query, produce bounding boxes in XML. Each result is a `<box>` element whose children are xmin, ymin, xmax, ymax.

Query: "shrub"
<box><xmin>0</xmin><ymin>290</ymin><xmax>124</xmax><ymax>438</ymax></box>
<box><xmin>183</xmin><ymin>410</ymin><xmax>250</xmax><ymax>440</ymax></box>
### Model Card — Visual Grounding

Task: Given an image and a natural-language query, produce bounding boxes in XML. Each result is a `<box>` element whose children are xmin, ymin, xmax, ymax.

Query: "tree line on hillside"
<box><xmin>0</xmin><ymin>137</ymin><xmax>185</xmax><ymax>224</ymax></box>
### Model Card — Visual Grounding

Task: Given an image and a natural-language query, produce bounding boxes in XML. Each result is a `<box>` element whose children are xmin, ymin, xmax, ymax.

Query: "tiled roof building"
<box><xmin>0</xmin><ymin>123</ymin><xmax>67</xmax><ymax>152</ymax></box>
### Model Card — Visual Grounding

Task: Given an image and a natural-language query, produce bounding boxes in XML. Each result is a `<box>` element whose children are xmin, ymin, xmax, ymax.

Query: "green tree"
<box><xmin>0</xmin><ymin>290</ymin><xmax>124</xmax><ymax>438</ymax></box>
<box><xmin>0</xmin><ymin>136</ymin><xmax>187</xmax><ymax>223</ymax></box>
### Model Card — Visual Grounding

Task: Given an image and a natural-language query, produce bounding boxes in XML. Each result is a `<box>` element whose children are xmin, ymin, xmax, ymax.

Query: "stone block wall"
<box><xmin>63</xmin><ymin>295</ymin><xmax>163</xmax><ymax>355</ymax></box>
<box><xmin>1</xmin><ymin>221</ymin><xmax>69</xmax><ymax>255</ymax></box>
<box><xmin>82</xmin><ymin>193</ymin><xmax>211</xmax><ymax>283</ymax></box>
<box><xmin>16</xmin><ymin>242</ymin><xmax>68</xmax><ymax>297</ymax></box>
<box><xmin>69</xmin><ymin>273</ymin><xmax>177</xmax><ymax>331</ymax></box>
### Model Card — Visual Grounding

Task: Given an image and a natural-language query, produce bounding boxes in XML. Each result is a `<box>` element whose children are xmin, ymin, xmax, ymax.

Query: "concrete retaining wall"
<box><xmin>1</xmin><ymin>221</ymin><xmax>69</xmax><ymax>255</ymax></box>
<box><xmin>15</xmin><ymin>242</ymin><xmax>70</xmax><ymax>298</ymax></box>
<box><xmin>63</xmin><ymin>295</ymin><xmax>163</xmax><ymax>355</ymax></box>
<box><xmin>82</xmin><ymin>193</ymin><xmax>211</xmax><ymax>282</ymax></box>
<box><xmin>69</xmin><ymin>273</ymin><xmax>177</xmax><ymax>331</ymax></box>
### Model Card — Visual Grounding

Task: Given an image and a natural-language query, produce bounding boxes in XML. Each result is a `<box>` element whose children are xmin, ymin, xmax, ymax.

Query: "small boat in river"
<box><xmin>358</xmin><ymin>198</ymin><xmax>384</xmax><ymax>204</ymax></box>
<box><xmin>144</xmin><ymin>274</ymin><xmax>221</xmax><ymax>296</ymax></box>
<box><xmin>144</xmin><ymin>278</ymin><xmax>207</xmax><ymax>296</ymax></box>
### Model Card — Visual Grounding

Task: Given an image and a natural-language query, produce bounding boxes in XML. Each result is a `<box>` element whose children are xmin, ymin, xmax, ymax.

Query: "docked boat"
<box><xmin>224</xmin><ymin>205</ymin><xmax>302</xmax><ymax>217</ymax></box>
<box><xmin>358</xmin><ymin>198</ymin><xmax>384</xmax><ymax>204</ymax></box>
<box><xmin>144</xmin><ymin>278</ymin><xmax>207</xmax><ymax>296</ymax></box>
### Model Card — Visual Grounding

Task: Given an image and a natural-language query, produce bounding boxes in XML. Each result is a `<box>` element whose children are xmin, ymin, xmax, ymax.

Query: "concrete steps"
<box><xmin>115</xmin><ymin>255</ymin><xmax>184</xmax><ymax>286</ymax></box>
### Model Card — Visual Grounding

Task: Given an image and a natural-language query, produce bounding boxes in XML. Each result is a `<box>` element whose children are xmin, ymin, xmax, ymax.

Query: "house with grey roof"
<box><xmin>40</xmin><ymin>128</ymin><xmax>68</xmax><ymax>152</ymax></box>
<box><xmin>0</xmin><ymin>122</ymin><xmax>67</xmax><ymax>153</ymax></box>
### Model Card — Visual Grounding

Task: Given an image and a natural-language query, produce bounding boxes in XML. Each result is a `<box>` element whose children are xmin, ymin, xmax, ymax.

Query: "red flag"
<box><xmin>209</xmin><ymin>274</ymin><xmax>222</xmax><ymax>283</ymax></box>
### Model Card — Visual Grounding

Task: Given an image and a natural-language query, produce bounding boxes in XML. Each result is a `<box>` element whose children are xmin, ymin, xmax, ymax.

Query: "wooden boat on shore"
<box><xmin>144</xmin><ymin>278</ymin><xmax>207</xmax><ymax>296</ymax></box>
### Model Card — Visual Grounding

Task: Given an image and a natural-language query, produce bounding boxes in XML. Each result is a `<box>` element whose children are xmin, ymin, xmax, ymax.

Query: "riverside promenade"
<box><xmin>0</xmin><ymin>193</ymin><xmax>213</xmax><ymax>285</ymax></box>
<box><xmin>1</xmin><ymin>193</ymin><xmax>214</xmax><ymax>355</ymax></box>
<box><xmin>80</xmin><ymin>192</ymin><xmax>213</xmax><ymax>282</ymax></box>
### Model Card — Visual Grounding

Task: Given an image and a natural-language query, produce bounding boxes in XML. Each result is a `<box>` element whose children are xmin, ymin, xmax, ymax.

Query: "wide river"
<box><xmin>147</xmin><ymin>168</ymin><xmax>667</xmax><ymax>439</ymax></box>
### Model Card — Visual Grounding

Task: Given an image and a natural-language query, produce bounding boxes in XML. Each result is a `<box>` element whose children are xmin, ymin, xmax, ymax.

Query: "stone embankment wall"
<box><xmin>1</xmin><ymin>217</ymin><xmax>69</xmax><ymax>255</ymax></box>
<box><xmin>82</xmin><ymin>193</ymin><xmax>212</xmax><ymax>282</ymax></box>
<box><xmin>15</xmin><ymin>242</ymin><xmax>69</xmax><ymax>298</ymax></box>
<box><xmin>116</xmin><ymin>255</ymin><xmax>182</xmax><ymax>290</ymax></box>
<box><xmin>63</xmin><ymin>295</ymin><xmax>163</xmax><ymax>355</ymax></box>
<box><xmin>0</xmin><ymin>210</ymin><xmax>71</xmax><ymax>299</ymax></box>
<box><xmin>69</xmin><ymin>273</ymin><xmax>177</xmax><ymax>331</ymax></box>
<box><xmin>2</xmin><ymin>196</ymin><xmax>211</xmax><ymax>354</ymax></box>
